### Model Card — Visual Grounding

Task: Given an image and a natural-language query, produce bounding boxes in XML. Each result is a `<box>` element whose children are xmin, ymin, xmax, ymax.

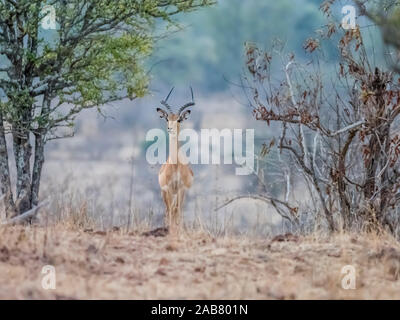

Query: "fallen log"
<box><xmin>1</xmin><ymin>200</ymin><xmax>49</xmax><ymax>226</ymax></box>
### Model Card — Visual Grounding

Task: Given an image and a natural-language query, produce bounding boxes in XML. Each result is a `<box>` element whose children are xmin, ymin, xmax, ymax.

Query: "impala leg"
<box><xmin>169</xmin><ymin>192</ymin><xmax>178</xmax><ymax>234</ymax></box>
<box><xmin>169</xmin><ymin>189</ymin><xmax>185</xmax><ymax>234</ymax></box>
<box><xmin>161</xmin><ymin>190</ymin><xmax>172</xmax><ymax>230</ymax></box>
<box><xmin>177</xmin><ymin>190</ymin><xmax>185</xmax><ymax>229</ymax></box>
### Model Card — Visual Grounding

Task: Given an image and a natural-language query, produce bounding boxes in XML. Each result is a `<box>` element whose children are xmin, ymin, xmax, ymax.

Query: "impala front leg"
<box><xmin>161</xmin><ymin>189</ymin><xmax>172</xmax><ymax>229</ymax></box>
<box><xmin>177</xmin><ymin>190</ymin><xmax>186</xmax><ymax>229</ymax></box>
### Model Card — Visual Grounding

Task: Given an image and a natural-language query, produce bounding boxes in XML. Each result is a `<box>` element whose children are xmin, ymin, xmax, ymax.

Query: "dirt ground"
<box><xmin>0</xmin><ymin>224</ymin><xmax>400</xmax><ymax>299</ymax></box>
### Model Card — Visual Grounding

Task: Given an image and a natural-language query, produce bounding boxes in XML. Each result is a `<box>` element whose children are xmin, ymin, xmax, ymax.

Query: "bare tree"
<box><xmin>242</xmin><ymin>6</ymin><xmax>400</xmax><ymax>233</ymax></box>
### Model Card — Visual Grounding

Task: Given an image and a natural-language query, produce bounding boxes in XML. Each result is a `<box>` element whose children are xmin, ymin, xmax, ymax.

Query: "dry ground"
<box><xmin>0</xmin><ymin>224</ymin><xmax>400</xmax><ymax>299</ymax></box>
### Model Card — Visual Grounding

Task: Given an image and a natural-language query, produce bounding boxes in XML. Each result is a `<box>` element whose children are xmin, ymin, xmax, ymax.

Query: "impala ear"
<box><xmin>178</xmin><ymin>110</ymin><xmax>191</xmax><ymax>122</ymax></box>
<box><xmin>157</xmin><ymin>108</ymin><xmax>168</xmax><ymax>120</ymax></box>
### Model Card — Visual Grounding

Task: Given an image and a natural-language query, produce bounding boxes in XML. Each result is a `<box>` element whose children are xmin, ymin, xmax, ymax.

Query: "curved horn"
<box><xmin>178</xmin><ymin>87</ymin><xmax>195</xmax><ymax>114</ymax></box>
<box><xmin>161</xmin><ymin>87</ymin><xmax>174</xmax><ymax>113</ymax></box>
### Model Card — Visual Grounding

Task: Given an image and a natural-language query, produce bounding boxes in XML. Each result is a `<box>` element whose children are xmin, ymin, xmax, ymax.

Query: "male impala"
<box><xmin>157</xmin><ymin>88</ymin><xmax>194</xmax><ymax>233</ymax></box>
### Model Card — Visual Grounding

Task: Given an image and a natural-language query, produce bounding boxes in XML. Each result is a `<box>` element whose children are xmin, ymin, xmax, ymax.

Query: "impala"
<box><xmin>157</xmin><ymin>88</ymin><xmax>195</xmax><ymax>234</ymax></box>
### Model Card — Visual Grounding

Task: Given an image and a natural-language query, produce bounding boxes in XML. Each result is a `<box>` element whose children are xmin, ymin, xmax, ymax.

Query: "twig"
<box><xmin>215</xmin><ymin>194</ymin><xmax>297</xmax><ymax>223</ymax></box>
<box><xmin>285</xmin><ymin>60</ymin><xmax>309</xmax><ymax>167</ymax></box>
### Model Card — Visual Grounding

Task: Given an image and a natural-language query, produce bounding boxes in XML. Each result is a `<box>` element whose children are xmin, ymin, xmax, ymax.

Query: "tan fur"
<box><xmin>158</xmin><ymin>114</ymin><xmax>193</xmax><ymax>234</ymax></box>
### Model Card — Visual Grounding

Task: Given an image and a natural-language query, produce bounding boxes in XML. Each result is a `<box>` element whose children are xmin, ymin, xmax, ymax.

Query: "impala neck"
<box><xmin>169</xmin><ymin>121</ymin><xmax>180</xmax><ymax>164</ymax></box>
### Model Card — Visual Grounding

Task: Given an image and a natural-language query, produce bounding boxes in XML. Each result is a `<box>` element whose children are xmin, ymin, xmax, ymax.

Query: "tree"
<box><xmin>242</xmin><ymin>2</ymin><xmax>400</xmax><ymax>233</ymax></box>
<box><xmin>0</xmin><ymin>0</ymin><xmax>213</xmax><ymax>219</ymax></box>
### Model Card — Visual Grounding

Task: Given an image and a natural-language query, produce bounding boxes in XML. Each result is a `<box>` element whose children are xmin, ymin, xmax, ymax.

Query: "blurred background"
<box><xmin>40</xmin><ymin>0</ymin><xmax>383</xmax><ymax>235</ymax></box>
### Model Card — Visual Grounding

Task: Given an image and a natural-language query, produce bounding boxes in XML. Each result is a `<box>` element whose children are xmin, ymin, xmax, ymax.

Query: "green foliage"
<box><xmin>0</xmin><ymin>0</ymin><xmax>213</xmax><ymax>134</ymax></box>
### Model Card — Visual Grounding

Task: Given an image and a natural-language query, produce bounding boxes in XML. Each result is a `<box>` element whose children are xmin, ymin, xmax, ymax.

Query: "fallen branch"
<box><xmin>215</xmin><ymin>194</ymin><xmax>298</xmax><ymax>223</ymax></box>
<box><xmin>1</xmin><ymin>200</ymin><xmax>49</xmax><ymax>226</ymax></box>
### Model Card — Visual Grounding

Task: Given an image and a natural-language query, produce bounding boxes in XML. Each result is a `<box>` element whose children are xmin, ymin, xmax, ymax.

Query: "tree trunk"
<box><xmin>337</xmin><ymin>130</ymin><xmax>356</xmax><ymax>229</ymax></box>
<box><xmin>12</xmin><ymin>128</ymin><xmax>32</xmax><ymax>214</ymax></box>
<box><xmin>363</xmin><ymin>106</ymin><xmax>391</xmax><ymax>229</ymax></box>
<box><xmin>0</xmin><ymin>111</ymin><xmax>17</xmax><ymax>218</ymax></box>
<box><xmin>364</xmin><ymin>133</ymin><xmax>379</xmax><ymax>201</ymax></box>
<box><xmin>31</xmin><ymin>132</ymin><xmax>45</xmax><ymax>207</ymax></box>
<box><xmin>378</xmin><ymin>123</ymin><xmax>391</xmax><ymax>224</ymax></box>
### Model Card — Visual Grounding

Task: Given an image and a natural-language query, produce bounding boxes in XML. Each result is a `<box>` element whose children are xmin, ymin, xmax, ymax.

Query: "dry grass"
<box><xmin>0</xmin><ymin>223</ymin><xmax>400</xmax><ymax>299</ymax></box>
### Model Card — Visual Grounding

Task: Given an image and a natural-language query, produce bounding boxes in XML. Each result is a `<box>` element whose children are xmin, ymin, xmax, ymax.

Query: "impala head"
<box><xmin>157</xmin><ymin>87</ymin><xmax>195</xmax><ymax>136</ymax></box>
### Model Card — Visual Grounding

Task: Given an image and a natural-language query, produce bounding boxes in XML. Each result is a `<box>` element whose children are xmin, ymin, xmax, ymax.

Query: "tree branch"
<box><xmin>215</xmin><ymin>194</ymin><xmax>298</xmax><ymax>223</ymax></box>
